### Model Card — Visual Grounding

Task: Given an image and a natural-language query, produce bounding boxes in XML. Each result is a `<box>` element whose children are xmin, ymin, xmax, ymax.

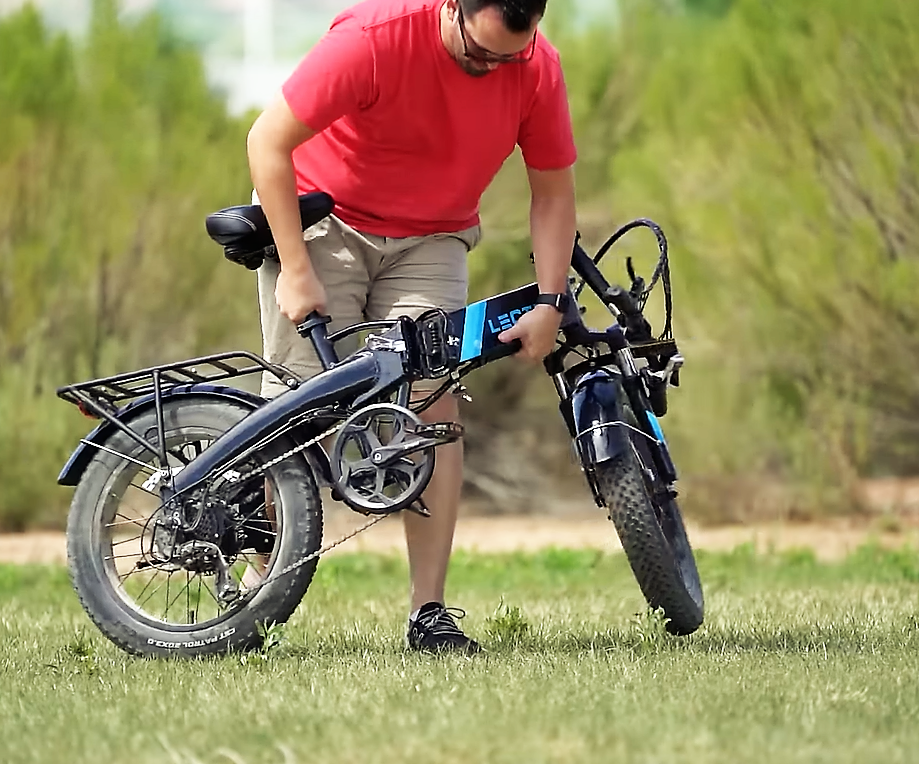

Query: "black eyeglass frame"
<box><xmin>456</xmin><ymin>4</ymin><xmax>538</xmax><ymax>65</ymax></box>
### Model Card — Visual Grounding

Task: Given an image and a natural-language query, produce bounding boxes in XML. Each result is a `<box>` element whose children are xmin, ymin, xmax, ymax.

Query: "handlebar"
<box><xmin>570</xmin><ymin>243</ymin><xmax>641</xmax><ymax>317</ymax></box>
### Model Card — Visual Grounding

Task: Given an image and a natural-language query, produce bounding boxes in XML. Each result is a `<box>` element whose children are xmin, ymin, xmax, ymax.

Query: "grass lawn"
<box><xmin>1</xmin><ymin>544</ymin><xmax>918</xmax><ymax>763</ymax></box>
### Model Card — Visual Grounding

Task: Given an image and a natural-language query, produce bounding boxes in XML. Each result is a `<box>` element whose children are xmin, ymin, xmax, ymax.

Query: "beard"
<box><xmin>457</xmin><ymin>58</ymin><xmax>494</xmax><ymax>78</ymax></box>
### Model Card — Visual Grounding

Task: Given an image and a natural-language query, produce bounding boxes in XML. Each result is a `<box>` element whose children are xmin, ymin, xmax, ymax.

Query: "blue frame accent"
<box><xmin>646</xmin><ymin>410</ymin><xmax>667</xmax><ymax>444</ymax></box>
<box><xmin>459</xmin><ymin>299</ymin><xmax>487</xmax><ymax>362</ymax></box>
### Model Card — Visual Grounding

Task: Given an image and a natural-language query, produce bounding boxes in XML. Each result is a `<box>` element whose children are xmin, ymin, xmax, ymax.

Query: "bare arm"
<box><xmin>497</xmin><ymin>165</ymin><xmax>578</xmax><ymax>362</ymax></box>
<box><xmin>247</xmin><ymin>97</ymin><xmax>324</xmax><ymax>321</ymax></box>
<box><xmin>527</xmin><ymin>165</ymin><xmax>577</xmax><ymax>294</ymax></box>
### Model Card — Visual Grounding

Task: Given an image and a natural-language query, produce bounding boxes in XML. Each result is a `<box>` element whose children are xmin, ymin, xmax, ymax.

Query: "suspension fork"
<box><xmin>615</xmin><ymin>347</ymin><xmax>678</xmax><ymax>485</ymax></box>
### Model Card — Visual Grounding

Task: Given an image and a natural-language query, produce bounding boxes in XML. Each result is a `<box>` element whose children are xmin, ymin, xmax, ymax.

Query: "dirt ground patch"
<box><xmin>2</xmin><ymin>503</ymin><xmax>916</xmax><ymax>565</ymax></box>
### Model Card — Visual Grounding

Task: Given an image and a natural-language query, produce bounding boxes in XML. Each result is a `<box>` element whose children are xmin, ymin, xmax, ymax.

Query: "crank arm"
<box><xmin>368</xmin><ymin>438</ymin><xmax>438</xmax><ymax>467</ymax></box>
<box><xmin>368</xmin><ymin>422</ymin><xmax>465</xmax><ymax>467</ymax></box>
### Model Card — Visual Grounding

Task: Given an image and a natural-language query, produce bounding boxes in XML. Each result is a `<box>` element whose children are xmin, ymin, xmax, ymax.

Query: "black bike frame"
<box><xmin>59</xmin><ymin>238</ymin><xmax>682</xmax><ymax>510</ymax></box>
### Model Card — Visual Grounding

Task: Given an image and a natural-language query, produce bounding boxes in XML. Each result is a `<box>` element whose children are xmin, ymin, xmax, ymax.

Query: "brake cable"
<box><xmin>574</xmin><ymin>218</ymin><xmax>673</xmax><ymax>341</ymax></box>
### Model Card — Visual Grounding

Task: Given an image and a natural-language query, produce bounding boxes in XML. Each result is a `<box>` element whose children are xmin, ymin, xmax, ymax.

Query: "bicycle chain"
<box><xmin>233</xmin><ymin>513</ymin><xmax>387</xmax><ymax>600</ymax></box>
<box><xmin>219</xmin><ymin>419</ymin><xmax>390</xmax><ymax>601</ymax></box>
<box><xmin>233</xmin><ymin>419</ymin><xmax>343</xmax><ymax>482</ymax></box>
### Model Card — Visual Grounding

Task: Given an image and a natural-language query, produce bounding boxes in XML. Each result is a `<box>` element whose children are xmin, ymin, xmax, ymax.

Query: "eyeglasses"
<box><xmin>456</xmin><ymin>4</ymin><xmax>537</xmax><ymax>65</ymax></box>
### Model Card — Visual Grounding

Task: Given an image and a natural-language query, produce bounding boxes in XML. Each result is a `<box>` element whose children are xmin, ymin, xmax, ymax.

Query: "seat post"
<box><xmin>296</xmin><ymin>312</ymin><xmax>339</xmax><ymax>371</ymax></box>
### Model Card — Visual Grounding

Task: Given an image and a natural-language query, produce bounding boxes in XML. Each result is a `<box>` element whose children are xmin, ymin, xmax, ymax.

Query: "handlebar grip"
<box><xmin>295</xmin><ymin>311</ymin><xmax>338</xmax><ymax>371</ymax></box>
<box><xmin>491</xmin><ymin>338</ymin><xmax>523</xmax><ymax>361</ymax></box>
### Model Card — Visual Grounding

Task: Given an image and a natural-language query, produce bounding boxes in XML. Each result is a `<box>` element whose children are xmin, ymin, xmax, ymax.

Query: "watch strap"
<box><xmin>535</xmin><ymin>292</ymin><xmax>569</xmax><ymax>313</ymax></box>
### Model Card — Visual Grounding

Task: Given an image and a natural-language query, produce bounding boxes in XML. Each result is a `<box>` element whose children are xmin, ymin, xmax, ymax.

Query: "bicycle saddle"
<box><xmin>205</xmin><ymin>191</ymin><xmax>335</xmax><ymax>269</ymax></box>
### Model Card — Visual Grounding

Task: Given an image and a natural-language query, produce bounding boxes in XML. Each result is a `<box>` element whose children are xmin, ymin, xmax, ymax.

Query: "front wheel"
<box><xmin>597</xmin><ymin>438</ymin><xmax>704</xmax><ymax>635</ymax></box>
<box><xmin>67</xmin><ymin>397</ymin><xmax>323</xmax><ymax>657</ymax></box>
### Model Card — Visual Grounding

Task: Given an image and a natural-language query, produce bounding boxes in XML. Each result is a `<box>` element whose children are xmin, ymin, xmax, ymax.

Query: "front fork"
<box><xmin>615</xmin><ymin>348</ymin><xmax>678</xmax><ymax>485</ymax></box>
<box><xmin>553</xmin><ymin>346</ymin><xmax>679</xmax><ymax>506</ymax></box>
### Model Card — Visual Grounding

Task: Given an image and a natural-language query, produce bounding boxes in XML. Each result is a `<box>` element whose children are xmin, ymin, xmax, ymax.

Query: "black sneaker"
<box><xmin>406</xmin><ymin>602</ymin><xmax>481</xmax><ymax>654</ymax></box>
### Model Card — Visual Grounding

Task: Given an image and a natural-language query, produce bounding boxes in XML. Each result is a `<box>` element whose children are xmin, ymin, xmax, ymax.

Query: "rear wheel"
<box><xmin>597</xmin><ymin>403</ymin><xmax>703</xmax><ymax>635</ymax></box>
<box><xmin>67</xmin><ymin>397</ymin><xmax>322</xmax><ymax>657</ymax></box>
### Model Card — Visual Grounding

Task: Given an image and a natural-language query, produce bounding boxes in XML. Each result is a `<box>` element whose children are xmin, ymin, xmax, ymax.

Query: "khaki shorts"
<box><xmin>257</xmin><ymin>215</ymin><xmax>481</xmax><ymax>398</ymax></box>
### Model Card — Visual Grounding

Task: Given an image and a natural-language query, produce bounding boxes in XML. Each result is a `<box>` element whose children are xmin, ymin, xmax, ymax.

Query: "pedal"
<box><xmin>415</xmin><ymin>422</ymin><xmax>465</xmax><ymax>444</ymax></box>
<box><xmin>407</xmin><ymin>498</ymin><xmax>432</xmax><ymax>518</ymax></box>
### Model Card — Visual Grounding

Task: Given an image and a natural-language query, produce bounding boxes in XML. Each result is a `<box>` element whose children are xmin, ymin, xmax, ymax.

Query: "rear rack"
<box><xmin>57</xmin><ymin>351</ymin><xmax>299</xmax><ymax>416</ymax></box>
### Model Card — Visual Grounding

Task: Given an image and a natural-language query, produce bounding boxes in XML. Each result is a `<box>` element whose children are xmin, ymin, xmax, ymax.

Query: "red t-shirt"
<box><xmin>282</xmin><ymin>0</ymin><xmax>577</xmax><ymax>237</ymax></box>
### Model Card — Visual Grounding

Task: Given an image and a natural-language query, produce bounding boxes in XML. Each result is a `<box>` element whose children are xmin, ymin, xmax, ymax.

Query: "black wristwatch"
<box><xmin>534</xmin><ymin>292</ymin><xmax>571</xmax><ymax>314</ymax></box>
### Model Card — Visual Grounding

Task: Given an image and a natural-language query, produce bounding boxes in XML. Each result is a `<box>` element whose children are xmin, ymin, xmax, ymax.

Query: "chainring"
<box><xmin>330</xmin><ymin>404</ymin><xmax>436</xmax><ymax>515</ymax></box>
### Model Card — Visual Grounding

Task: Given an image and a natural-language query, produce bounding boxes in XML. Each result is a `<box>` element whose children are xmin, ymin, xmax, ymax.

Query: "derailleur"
<box><xmin>142</xmin><ymin>508</ymin><xmax>241</xmax><ymax>606</ymax></box>
<box><xmin>145</xmin><ymin>493</ymin><xmax>245</xmax><ymax>606</ymax></box>
<box><xmin>330</xmin><ymin>403</ymin><xmax>464</xmax><ymax>516</ymax></box>
<box><xmin>174</xmin><ymin>540</ymin><xmax>240</xmax><ymax>605</ymax></box>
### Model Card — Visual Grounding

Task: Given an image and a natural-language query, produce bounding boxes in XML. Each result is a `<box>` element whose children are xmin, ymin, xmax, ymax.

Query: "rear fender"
<box><xmin>58</xmin><ymin>385</ymin><xmax>331</xmax><ymax>487</ymax></box>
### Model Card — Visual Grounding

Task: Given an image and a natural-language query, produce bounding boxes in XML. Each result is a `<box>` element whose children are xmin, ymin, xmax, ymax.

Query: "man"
<box><xmin>246</xmin><ymin>0</ymin><xmax>577</xmax><ymax>652</ymax></box>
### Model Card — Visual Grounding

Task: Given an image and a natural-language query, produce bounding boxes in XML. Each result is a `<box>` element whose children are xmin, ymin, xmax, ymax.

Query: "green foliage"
<box><xmin>484</xmin><ymin>599</ymin><xmax>531</xmax><ymax>647</ymax></box>
<box><xmin>236</xmin><ymin>620</ymin><xmax>287</xmax><ymax>665</ymax></box>
<box><xmin>628</xmin><ymin>607</ymin><xmax>674</xmax><ymax>653</ymax></box>
<box><xmin>0</xmin><ymin>2</ymin><xmax>256</xmax><ymax>528</ymax></box>
<box><xmin>2</xmin><ymin>0</ymin><xmax>918</xmax><ymax>528</ymax></box>
<box><xmin>479</xmin><ymin>0</ymin><xmax>919</xmax><ymax>519</ymax></box>
<box><xmin>607</xmin><ymin>0</ymin><xmax>919</xmax><ymax>500</ymax></box>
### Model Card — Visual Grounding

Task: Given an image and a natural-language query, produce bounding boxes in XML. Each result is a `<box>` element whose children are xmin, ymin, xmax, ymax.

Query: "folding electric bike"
<box><xmin>57</xmin><ymin>192</ymin><xmax>703</xmax><ymax>657</ymax></box>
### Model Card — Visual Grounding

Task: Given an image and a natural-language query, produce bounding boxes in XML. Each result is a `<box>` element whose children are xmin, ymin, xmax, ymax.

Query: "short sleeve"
<box><xmin>517</xmin><ymin>45</ymin><xmax>577</xmax><ymax>171</ymax></box>
<box><xmin>282</xmin><ymin>14</ymin><xmax>376</xmax><ymax>134</ymax></box>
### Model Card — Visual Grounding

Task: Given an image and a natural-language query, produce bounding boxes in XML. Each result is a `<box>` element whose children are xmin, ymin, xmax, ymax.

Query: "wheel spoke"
<box><xmin>198</xmin><ymin>577</ymin><xmax>222</xmax><ymax>609</ymax></box>
<box><xmin>107</xmin><ymin>514</ymin><xmax>146</xmax><ymax>530</ymax></box>
<box><xmin>240</xmin><ymin>522</ymin><xmax>276</xmax><ymax>540</ymax></box>
<box><xmin>165</xmin><ymin>573</ymin><xmax>194</xmax><ymax>618</ymax></box>
<box><xmin>164</xmin><ymin>572</ymin><xmax>172</xmax><ymax>620</ymax></box>
<box><xmin>131</xmin><ymin>569</ymin><xmax>159</xmax><ymax>607</ymax></box>
<box><xmin>194</xmin><ymin>576</ymin><xmax>203</xmax><ymax>623</ymax></box>
<box><xmin>117</xmin><ymin>564</ymin><xmax>143</xmax><ymax>585</ymax></box>
<box><xmin>127</xmin><ymin>480</ymin><xmax>161</xmax><ymax>497</ymax></box>
<box><xmin>120</xmin><ymin>499</ymin><xmax>156</xmax><ymax>523</ymax></box>
<box><xmin>111</xmin><ymin>534</ymin><xmax>143</xmax><ymax>548</ymax></box>
<box><xmin>136</xmin><ymin>573</ymin><xmax>169</xmax><ymax>610</ymax></box>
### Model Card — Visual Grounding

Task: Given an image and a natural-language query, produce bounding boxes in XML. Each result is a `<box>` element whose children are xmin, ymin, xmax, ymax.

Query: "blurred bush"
<box><xmin>472</xmin><ymin>0</ymin><xmax>919</xmax><ymax>520</ymax></box>
<box><xmin>0</xmin><ymin>1</ymin><xmax>255</xmax><ymax>529</ymax></box>
<box><xmin>1</xmin><ymin>0</ymin><xmax>917</xmax><ymax>529</ymax></box>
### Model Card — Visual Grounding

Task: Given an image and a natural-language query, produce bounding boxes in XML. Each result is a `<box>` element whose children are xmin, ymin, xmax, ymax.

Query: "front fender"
<box><xmin>59</xmin><ymin>385</ymin><xmax>272</xmax><ymax>486</ymax></box>
<box><xmin>570</xmin><ymin>369</ymin><xmax>630</xmax><ymax>467</ymax></box>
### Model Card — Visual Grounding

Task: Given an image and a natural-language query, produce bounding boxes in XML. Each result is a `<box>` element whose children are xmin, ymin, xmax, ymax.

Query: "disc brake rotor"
<box><xmin>330</xmin><ymin>404</ymin><xmax>436</xmax><ymax>515</ymax></box>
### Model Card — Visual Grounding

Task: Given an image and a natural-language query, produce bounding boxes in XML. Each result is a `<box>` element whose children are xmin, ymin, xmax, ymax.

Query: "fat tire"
<box><xmin>597</xmin><ymin>454</ymin><xmax>704</xmax><ymax>635</ymax></box>
<box><xmin>67</xmin><ymin>398</ymin><xmax>322</xmax><ymax>657</ymax></box>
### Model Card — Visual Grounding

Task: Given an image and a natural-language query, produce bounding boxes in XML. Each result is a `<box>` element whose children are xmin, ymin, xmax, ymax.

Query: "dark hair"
<box><xmin>458</xmin><ymin>0</ymin><xmax>547</xmax><ymax>34</ymax></box>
